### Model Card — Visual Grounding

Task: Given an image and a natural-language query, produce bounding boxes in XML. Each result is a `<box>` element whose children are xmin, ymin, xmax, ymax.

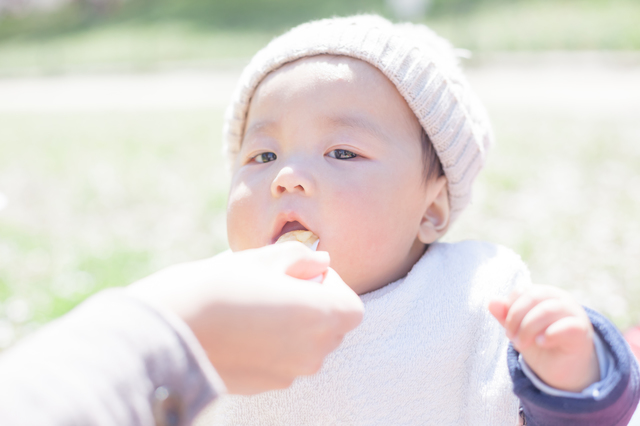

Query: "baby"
<box><xmin>207</xmin><ymin>15</ymin><xmax>638</xmax><ymax>425</ymax></box>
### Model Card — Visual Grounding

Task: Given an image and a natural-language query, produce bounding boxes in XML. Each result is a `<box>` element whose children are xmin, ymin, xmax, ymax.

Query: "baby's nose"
<box><xmin>271</xmin><ymin>166</ymin><xmax>313</xmax><ymax>197</ymax></box>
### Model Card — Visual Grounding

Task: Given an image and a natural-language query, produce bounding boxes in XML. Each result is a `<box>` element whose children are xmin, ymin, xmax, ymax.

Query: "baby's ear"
<box><xmin>417</xmin><ymin>175</ymin><xmax>450</xmax><ymax>244</ymax></box>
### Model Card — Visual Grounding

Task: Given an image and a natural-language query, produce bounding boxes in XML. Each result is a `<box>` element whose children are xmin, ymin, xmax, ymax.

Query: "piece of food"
<box><xmin>276</xmin><ymin>230</ymin><xmax>319</xmax><ymax>250</ymax></box>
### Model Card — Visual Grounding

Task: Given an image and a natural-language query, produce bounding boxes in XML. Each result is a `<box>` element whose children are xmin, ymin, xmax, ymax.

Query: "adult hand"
<box><xmin>129</xmin><ymin>243</ymin><xmax>364</xmax><ymax>395</ymax></box>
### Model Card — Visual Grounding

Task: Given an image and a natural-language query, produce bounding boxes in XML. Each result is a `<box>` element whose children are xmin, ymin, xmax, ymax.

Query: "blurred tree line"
<box><xmin>6</xmin><ymin>0</ymin><xmax>390</xmax><ymax>39</ymax></box>
<box><xmin>0</xmin><ymin>0</ymin><xmax>591</xmax><ymax>39</ymax></box>
<box><xmin>0</xmin><ymin>0</ymin><xmax>637</xmax><ymax>65</ymax></box>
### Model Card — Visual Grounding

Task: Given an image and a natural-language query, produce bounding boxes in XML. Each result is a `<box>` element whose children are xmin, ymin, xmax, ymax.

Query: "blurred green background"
<box><xmin>1</xmin><ymin>0</ymin><xmax>639</xmax><ymax>75</ymax></box>
<box><xmin>1</xmin><ymin>0</ymin><xmax>639</xmax><ymax>349</ymax></box>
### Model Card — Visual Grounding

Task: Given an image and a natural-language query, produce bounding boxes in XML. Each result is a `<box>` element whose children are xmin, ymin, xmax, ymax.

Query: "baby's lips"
<box><xmin>275</xmin><ymin>230</ymin><xmax>320</xmax><ymax>251</ymax></box>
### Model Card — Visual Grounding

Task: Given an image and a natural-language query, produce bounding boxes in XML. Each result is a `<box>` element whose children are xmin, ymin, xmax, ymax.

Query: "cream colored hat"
<box><xmin>223</xmin><ymin>14</ymin><xmax>492</xmax><ymax>221</ymax></box>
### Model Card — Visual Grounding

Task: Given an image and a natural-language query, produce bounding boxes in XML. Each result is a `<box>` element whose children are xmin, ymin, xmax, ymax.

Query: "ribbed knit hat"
<box><xmin>223</xmin><ymin>14</ymin><xmax>493</xmax><ymax>222</ymax></box>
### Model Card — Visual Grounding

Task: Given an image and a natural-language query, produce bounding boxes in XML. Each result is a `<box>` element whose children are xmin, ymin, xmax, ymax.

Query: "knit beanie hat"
<box><xmin>223</xmin><ymin>14</ymin><xmax>493</xmax><ymax>222</ymax></box>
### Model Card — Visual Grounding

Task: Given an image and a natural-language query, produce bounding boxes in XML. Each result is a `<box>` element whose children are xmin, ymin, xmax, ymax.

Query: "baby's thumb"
<box><xmin>488</xmin><ymin>298</ymin><xmax>509</xmax><ymax>327</ymax></box>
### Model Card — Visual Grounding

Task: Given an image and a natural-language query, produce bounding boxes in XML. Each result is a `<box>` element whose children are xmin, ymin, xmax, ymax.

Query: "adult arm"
<box><xmin>0</xmin><ymin>289</ymin><xmax>220</xmax><ymax>426</ymax></box>
<box><xmin>0</xmin><ymin>243</ymin><xmax>364</xmax><ymax>425</ymax></box>
<box><xmin>510</xmin><ymin>307</ymin><xmax>640</xmax><ymax>426</ymax></box>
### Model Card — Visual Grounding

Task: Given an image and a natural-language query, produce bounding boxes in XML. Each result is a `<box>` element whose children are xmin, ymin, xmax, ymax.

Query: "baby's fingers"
<box><xmin>538</xmin><ymin>315</ymin><xmax>594</xmax><ymax>353</ymax></box>
<box><xmin>488</xmin><ymin>287</ymin><xmax>525</xmax><ymax>328</ymax></box>
<box><xmin>504</xmin><ymin>286</ymin><xmax>566</xmax><ymax>341</ymax></box>
<box><xmin>514</xmin><ymin>299</ymin><xmax>570</xmax><ymax>352</ymax></box>
<box><xmin>488</xmin><ymin>298</ymin><xmax>509</xmax><ymax>326</ymax></box>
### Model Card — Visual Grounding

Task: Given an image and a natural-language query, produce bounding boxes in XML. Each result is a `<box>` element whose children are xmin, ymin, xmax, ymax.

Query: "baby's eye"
<box><xmin>328</xmin><ymin>149</ymin><xmax>357</xmax><ymax>160</ymax></box>
<box><xmin>253</xmin><ymin>152</ymin><xmax>277</xmax><ymax>163</ymax></box>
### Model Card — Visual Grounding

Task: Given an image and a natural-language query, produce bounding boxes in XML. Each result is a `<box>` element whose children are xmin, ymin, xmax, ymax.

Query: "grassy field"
<box><xmin>0</xmin><ymin>25</ymin><xmax>272</xmax><ymax>76</ymax></box>
<box><xmin>0</xmin><ymin>108</ymin><xmax>230</xmax><ymax>346</ymax></box>
<box><xmin>430</xmin><ymin>0</ymin><xmax>640</xmax><ymax>51</ymax></box>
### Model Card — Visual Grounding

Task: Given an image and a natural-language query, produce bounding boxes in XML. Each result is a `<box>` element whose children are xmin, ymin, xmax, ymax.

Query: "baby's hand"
<box><xmin>488</xmin><ymin>285</ymin><xmax>600</xmax><ymax>392</ymax></box>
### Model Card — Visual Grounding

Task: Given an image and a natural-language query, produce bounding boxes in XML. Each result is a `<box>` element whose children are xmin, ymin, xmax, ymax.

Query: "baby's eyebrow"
<box><xmin>326</xmin><ymin>114</ymin><xmax>389</xmax><ymax>143</ymax></box>
<box><xmin>243</xmin><ymin>115</ymin><xmax>389</xmax><ymax>144</ymax></box>
<box><xmin>243</xmin><ymin>120</ymin><xmax>277</xmax><ymax>141</ymax></box>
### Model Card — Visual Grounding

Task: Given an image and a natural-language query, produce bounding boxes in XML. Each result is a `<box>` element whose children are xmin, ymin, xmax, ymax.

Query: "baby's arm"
<box><xmin>490</xmin><ymin>286</ymin><xmax>640</xmax><ymax>425</ymax></box>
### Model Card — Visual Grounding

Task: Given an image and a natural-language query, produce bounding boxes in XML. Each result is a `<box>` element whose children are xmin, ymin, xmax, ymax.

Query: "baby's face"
<box><xmin>227</xmin><ymin>55</ymin><xmax>435</xmax><ymax>294</ymax></box>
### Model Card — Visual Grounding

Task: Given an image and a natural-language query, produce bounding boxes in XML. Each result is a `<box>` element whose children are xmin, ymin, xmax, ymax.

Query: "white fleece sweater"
<box><xmin>203</xmin><ymin>241</ymin><xmax>529</xmax><ymax>425</ymax></box>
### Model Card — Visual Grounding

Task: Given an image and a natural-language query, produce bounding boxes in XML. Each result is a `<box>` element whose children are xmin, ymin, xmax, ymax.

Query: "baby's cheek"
<box><xmin>321</xmin><ymin>197</ymin><xmax>394</xmax><ymax>290</ymax></box>
<box><xmin>324</xmin><ymin>181</ymin><xmax>423</xmax><ymax>292</ymax></box>
<box><xmin>227</xmin><ymin>186</ymin><xmax>265</xmax><ymax>251</ymax></box>
<box><xmin>328</xmin><ymin>234</ymin><xmax>399</xmax><ymax>294</ymax></box>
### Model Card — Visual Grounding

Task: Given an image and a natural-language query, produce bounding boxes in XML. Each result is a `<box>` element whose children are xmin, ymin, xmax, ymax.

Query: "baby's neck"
<box><xmin>352</xmin><ymin>241</ymin><xmax>428</xmax><ymax>295</ymax></box>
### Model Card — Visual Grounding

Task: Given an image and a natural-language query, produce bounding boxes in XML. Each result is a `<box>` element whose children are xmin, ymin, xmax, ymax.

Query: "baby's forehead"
<box><xmin>242</xmin><ymin>55</ymin><xmax>420</xmax><ymax>144</ymax></box>
<box><xmin>256</xmin><ymin>54</ymin><xmax>389</xmax><ymax>95</ymax></box>
<box><xmin>242</xmin><ymin>54</ymin><xmax>421</xmax><ymax>146</ymax></box>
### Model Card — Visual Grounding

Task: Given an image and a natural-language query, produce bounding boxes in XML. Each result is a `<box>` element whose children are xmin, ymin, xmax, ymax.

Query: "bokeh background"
<box><xmin>1</xmin><ymin>0</ymin><xmax>639</xmax><ymax>350</ymax></box>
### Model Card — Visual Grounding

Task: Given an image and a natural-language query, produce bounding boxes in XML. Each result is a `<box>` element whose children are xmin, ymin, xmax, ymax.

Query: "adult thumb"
<box><xmin>285</xmin><ymin>249</ymin><xmax>330</xmax><ymax>281</ymax></box>
<box><xmin>321</xmin><ymin>267</ymin><xmax>364</xmax><ymax>330</ymax></box>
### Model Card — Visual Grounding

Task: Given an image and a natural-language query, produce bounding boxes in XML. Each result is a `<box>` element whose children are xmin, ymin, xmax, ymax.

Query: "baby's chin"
<box><xmin>343</xmin><ymin>276</ymin><xmax>390</xmax><ymax>296</ymax></box>
<box><xmin>332</xmin><ymin>248</ymin><xmax>425</xmax><ymax>295</ymax></box>
<box><xmin>330</xmin><ymin>261</ymin><xmax>393</xmax><ymax>296</ymax></box>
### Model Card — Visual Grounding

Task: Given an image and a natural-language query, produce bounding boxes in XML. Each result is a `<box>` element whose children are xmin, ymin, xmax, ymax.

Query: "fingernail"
<box><xmin>315</xmin><ymin>251</ymin><xmax>330</xmax><ymax>262</ymax></box>
<box><xmin>535</xmin><ymin>335</ymin><xmax>545</xmax><ymax>346</ymax></box>
<box><xmin>308</xmin><ymin>274</ymin><xmax>324</xmax><ymax>283</ymax></box>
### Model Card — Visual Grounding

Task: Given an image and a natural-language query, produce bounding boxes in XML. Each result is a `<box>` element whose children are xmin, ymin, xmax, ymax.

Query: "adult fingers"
<box><xmin>225</xmin><ymin>369</ymin><xmax>296</xmax><ymax>395</ymax></box>
<box><xmin>285</xmin><ymin>249</ymin><xmax>330</xmax><ymax>280</ymax></box>
<box><xmin>320</xmin><ymin>267</ymin><xmax>364</xmax><ymax>332</ymax></box>
<box><xmin>240</xmin><ymin>242</ymin><xmax>328</xmax><ymax>276</ymax></box>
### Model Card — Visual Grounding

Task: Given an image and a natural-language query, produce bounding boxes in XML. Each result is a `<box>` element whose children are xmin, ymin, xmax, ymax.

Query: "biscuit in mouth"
<box><xmin>276</xmin><ymin>230</ymin><xmax>319</xmax><ymax>251</ymax></box>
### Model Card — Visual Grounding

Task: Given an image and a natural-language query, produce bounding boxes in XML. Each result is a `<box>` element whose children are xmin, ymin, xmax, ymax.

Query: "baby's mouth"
<box><xmin>273</xmin><ymin>220</ymin><xmax>320</xmax><ymax>250</ymax></box>
<box><xmin>279</xmin><ymin>220</ymin><xmax>308</xmax><ymax>237</ymax></box>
